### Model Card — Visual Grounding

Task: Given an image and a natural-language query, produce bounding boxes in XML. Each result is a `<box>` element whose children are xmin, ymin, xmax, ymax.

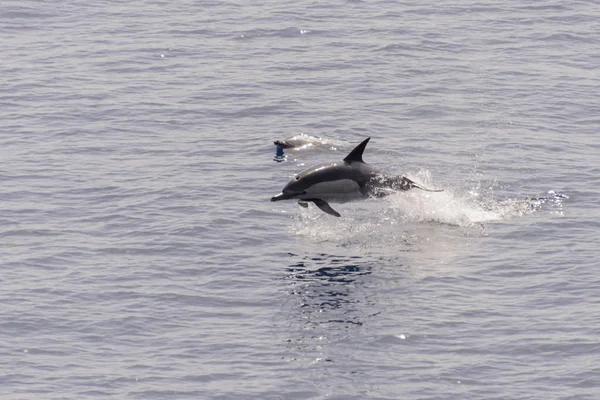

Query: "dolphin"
<box><xmin>271</xmin><ymin>137</ymin><xmax>442</xmax><ymax>217</ymax></box>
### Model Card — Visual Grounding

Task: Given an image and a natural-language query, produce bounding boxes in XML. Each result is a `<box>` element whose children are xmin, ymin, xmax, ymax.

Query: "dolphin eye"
<box><xmin>295</xmin><ymin>175</ymin><xmax>300</xmax><ymax>180</ymax></box>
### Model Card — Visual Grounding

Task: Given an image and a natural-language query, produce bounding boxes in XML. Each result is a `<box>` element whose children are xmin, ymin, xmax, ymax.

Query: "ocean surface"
<box><xmin>2</xmin><ymin>1</ymin><xmax>600</xmax><ymax>399</ymax></box>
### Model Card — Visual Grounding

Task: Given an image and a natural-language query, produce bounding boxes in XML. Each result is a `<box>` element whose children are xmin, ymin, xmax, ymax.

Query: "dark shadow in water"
<box><xmin>284</xmin><ymin>253</ymin><xmax>373</xmax><ymax>328</ymax></box>
<box><xmin>277</xmin><ymin>253</ymin><xmax>379</xmax><ymax>365</ymax></box>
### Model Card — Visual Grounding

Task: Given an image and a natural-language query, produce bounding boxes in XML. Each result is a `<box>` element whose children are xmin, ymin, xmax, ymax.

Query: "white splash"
<box><xmin>384</xmin><ymin>188</ymin><xmax>501</xmax><ymax>226</ymax></box>
<box><xmin>288</xmin><ymin>169</ymin><xmax>566</xmax><ymax>248</ymax></box>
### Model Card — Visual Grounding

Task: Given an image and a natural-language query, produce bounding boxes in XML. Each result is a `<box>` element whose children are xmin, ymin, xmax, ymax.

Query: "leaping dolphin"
<box><xmin>271</xmin><ymin>137</ymin><xmax>442</xmax><ymax>217</ymax></box>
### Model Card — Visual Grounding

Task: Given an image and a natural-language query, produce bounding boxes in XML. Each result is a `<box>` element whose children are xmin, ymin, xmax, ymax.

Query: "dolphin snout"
<box><xmin>271</xmin><ymin>190</ymin><xmax>306</xmax><ymax>201</ymax></box>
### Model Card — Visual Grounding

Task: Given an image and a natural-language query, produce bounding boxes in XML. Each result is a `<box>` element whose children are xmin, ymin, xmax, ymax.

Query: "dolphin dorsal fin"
<box><xmin>343</xmin><ymin>137</ymin><xmax>370</xmax><ymax>163</ymax></box>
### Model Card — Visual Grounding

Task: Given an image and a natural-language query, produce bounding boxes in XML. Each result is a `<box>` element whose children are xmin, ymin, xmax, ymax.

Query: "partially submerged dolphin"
<box><xmin>274</xmin><ymin>134</ymin><xmax>339</xmax><ymax>151</ymax></box>
<box><xmin>271</xmin><ymin>137</ymin><xmax>442</xmax><ymax>217</ymax></box>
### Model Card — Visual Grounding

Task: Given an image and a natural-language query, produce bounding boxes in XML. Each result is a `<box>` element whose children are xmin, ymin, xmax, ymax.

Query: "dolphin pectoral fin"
<box><xmin>298</xmin><ymin>198</ymin><xmax>339</xmax><ymax>216</ymax></box>
<box><xmin>311</xmin><ymin>199</ymin><xmax>341</xmax><ymax>217</ymax></box>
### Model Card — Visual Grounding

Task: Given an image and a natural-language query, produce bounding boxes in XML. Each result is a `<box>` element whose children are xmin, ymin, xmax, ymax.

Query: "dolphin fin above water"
<box><xmin>343</xmin><ymin>137</ymin><xmax>370</xmax><ymax>163</ymax></box>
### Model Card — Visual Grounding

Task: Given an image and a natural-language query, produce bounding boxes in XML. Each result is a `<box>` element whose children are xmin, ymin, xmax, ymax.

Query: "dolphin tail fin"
<box><xmin>397</xmin><ymin>176</ymin><xmax>443</xmax><ymax>192</ymax></box>
<box><xmin>311</xmin><ymin>199</ymin><xmax>341</xmax><ymax>217</ymax></box>
<box><xmin>343</xmin><ymin>137</ymin><xmax>370</xmax><ymax>163</ymax></box>
<box><xmin>380</xmin><ymin>176</ymin><xmax>443</xmax><ymax>193</ymax></box>
<box><xmin>417</xmin><ymin>186</ymin><xmax>444</xmax><ymax>192</ymax></box>
<box><xmin>412</xmin><ymin>183</ymin><xmax>444</xmax><ymax>192</ymax></box>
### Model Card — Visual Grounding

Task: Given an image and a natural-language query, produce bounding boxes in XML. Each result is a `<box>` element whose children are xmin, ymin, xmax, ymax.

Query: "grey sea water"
<box><xmin>2</xmin><ymin>1</ymin><xmax>599</xmax><ymax>399</ymax></box>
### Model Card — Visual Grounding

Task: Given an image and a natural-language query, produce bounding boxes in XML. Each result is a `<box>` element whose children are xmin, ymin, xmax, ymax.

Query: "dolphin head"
<box><xmin>270</xmin><ymin>183</ymin><xmax>305</xmax><ymax>201</ymax></box>
<box><xmin>271</xmin><ymin>163</ymin><xmax>333</xmax><ymax>202</ymax></box>
<box><xmin>274</xmin><ymin>140</ymin><xmax>294</xmax><ymax>149</ymax></box>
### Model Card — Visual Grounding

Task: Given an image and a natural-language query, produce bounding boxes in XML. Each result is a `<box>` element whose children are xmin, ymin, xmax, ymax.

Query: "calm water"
<box><xmin>2</xmin><ymin>1</ymin><xmax>600</xmax><ymax>399</ymax></box>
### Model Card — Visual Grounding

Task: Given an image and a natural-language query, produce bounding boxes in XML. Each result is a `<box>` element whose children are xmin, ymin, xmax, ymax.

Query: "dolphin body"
<box><xmin>271</xmin><ymin>137</ymin><xmax>442</xmax><ymax>217</ymax></box>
